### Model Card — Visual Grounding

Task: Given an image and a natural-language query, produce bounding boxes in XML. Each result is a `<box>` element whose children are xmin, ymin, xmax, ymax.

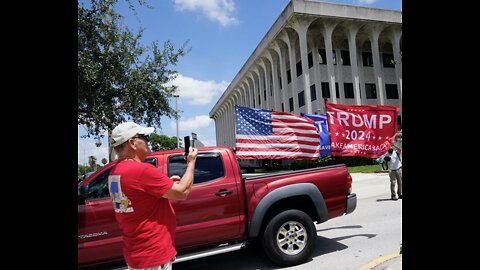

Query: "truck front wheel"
<box><xmin>261</xmin><ymin>209</ymin><xmax>316</xmax><ymax>266</ymax></box>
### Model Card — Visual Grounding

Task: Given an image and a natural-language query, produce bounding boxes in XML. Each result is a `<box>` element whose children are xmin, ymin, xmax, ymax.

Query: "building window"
<box><xmin>298</xmin><ymin>91</ymin><xmax>305</xmax><ymax>107</ymax></box>
<box><xmin>296</xmin><ymin>61</ymin><xmax>302</xmax><ymax>77</ymax></box>
<box><xmin>318</xmin><ymin>49</ymin><xmax>327</xmax><ymax>64</ymax></box>
<box><xmin>308</xmin><ymin>52</ymin><xmax>313</xmax><ymax>68</ymax></box>
<box><xmin>321</xmin><ymin>82</ymin><xmax>330</xmax><ymax>98</ymax></box>
<box><xmin>279</xmin><ymin>75</ymin><xmax>282</xmax><ymax>89</ymax></box>
<box><xmin>363</xmin><ymin>52</ymin><xmax>373</xmax><ymax>67</ymax></box>
<box><xmin>310</xmin><ymin>84</ymin><xmax>317</xmax><ymax>101</ymax></box>
<box><xmin>341</xmin><ymin>50</ymin><xmax>351</xmax><ymax>65</ymax></box>
<box><xmin>270</xmin><ymin>78</ymin><xmax>273</xmax><ymax>96</ymax></box>
<box><xmin>335</xmin><ymin>83</ymin><xmax>340</xmax><ymax>98</ymax></box>
<box><xmin>253</xmin><ymin>97</ymin><xmax>255</xmax><ymax>106</ymax></box>
<box><xmin>281</xmin><ymin>102</ymin><xmax>284</xmax><ymax>112</ymax></box>
<box><xmin>344</xmin><ymin>83</ymin><xmax>354</xmax><ymax>99</ymax></box>
<box><xmin>258</xmin><ymin>94</ymin><xmax>261</xmax><ymax>105</ymax></box>
<box><xmin>365</xmin><ymin>83</ymin><xmax>377</xmax><ymax>99</ymax></box>
<box><xmin>289</xmin><ymin>97</ymin><xmax>294</xmax><ymax>112</ymax></box>
<box><xmin>383</xmin><ymin>53</ymin><xmax>395</xmax><ymax>68</ymax></box>
<box><xmin>333</xmin><ymin>50</ymin><xmax>337</xmax><ymax>65</ymax></box>
<box><xmin>264</xmin><ymin>90</ymin><xmax>267</xmax><ymax>101</ymax></box>
<box><xmin>385</xmin><ymin>84</ymin><xmax>399</xmax><ymax>99</ymax></box>
<box><xmin>287</xmin><ymin>69</ymin><xmax>292</xmax><ymax>83</ymax></box>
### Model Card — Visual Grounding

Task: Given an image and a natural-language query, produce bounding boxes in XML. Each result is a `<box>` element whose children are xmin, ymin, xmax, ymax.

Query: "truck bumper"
<box><xmin>345</xmin><ymin>193</ymin><xmax>357</xmax><ymax>214</ymax></box>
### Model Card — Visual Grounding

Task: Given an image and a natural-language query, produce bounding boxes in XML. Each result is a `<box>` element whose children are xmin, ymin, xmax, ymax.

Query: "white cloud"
<box><xmin>78</xmin><ymin>134</ymin><xmax>109</xmax><ymax>166</ymax></box>
<box><xmin>169</xmin><ymin>74</ymin><xmax>228</xmax><ymax>105</ymax></box>
<box><xmin>171</xmin><ymin>115</ymin><xmax>214</xmax><ymax>132</ymax></box>
<box><xmin>173</xmin><ymin>0</ymin><xmax>239</xmax><ymax>27</ymax></box>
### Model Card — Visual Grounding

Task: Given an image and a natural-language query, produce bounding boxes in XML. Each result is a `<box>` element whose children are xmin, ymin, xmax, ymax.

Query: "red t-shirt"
<box><xmin>109</xmin><ymin>160</ymin><xmax>176</xmax><ymax>268</ymax></box>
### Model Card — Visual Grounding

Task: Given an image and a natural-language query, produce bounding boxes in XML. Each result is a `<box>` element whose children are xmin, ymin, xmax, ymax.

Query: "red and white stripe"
<box><xmin>235</xmin><ymin>111</ymin><xmax>320</xmax><ymax>160</ymax></box>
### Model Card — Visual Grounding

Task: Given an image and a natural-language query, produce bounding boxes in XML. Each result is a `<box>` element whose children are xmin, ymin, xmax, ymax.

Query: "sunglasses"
<box><xmin>131</xmin><ymin>134</ymin><xmax>150</xmax><ymax>142</ymax></box>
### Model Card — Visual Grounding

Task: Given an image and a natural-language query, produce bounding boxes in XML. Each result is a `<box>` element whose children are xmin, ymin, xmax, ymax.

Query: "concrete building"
<box><xmin>209</xmin><ymin>0</ymin><xmax>402</xmax><ymax>151</ymax></box>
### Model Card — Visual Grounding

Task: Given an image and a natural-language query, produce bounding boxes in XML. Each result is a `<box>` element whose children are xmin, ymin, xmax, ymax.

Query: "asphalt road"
<box><xmin>103</xmin><ymin>172</ymin><xmax>402</xmax><ymax>270</ymax></box>
<box><xmin>173</xmin><ymin>172</ymin><xmax>402</xmax><ymax>270</ymax></box>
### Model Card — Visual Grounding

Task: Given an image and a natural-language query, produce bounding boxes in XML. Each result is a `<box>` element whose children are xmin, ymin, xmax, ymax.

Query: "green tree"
<box><xmin>101</xmin><ymin>158</ymin><xmax>108</xmax><ymax>166</ymax></box>
<box><xmin>78</xmin><ymin>164</ymin><xmax>96</xmax><ymax>180</ymax></box>
<box><xmin>78</xmin><ymin>164</ymin><xmax>88</xmax><ymax>180</ymax></box>
<box><xmin>78</xmin><ymin>0</ymin><xmax>188</xmax><ymax>156</ymax></box>
<box><xmin>88</xmin><ymin>155</ymin><xmax>98</xmax><ymax>170</ymax></box>
<box><xmin>150</xmin><ymin>134</ymin><xmax>179</xmax><ymax>151</ymax></box>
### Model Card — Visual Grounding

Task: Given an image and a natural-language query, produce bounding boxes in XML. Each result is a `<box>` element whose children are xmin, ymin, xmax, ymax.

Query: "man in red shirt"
<box><xmin>108</xmin><ymin>121</ymin><xmax>198</xmax><ymax>270</ymax></box>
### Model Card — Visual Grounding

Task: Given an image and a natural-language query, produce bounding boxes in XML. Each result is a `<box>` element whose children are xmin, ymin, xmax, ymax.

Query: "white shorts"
<box><xmin>128</xmin><ymin>261</ymin><xmax>172</xmax><ymax>270</ymax></box>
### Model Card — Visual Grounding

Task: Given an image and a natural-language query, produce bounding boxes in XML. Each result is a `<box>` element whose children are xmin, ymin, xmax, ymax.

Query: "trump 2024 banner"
<box><xmin>326</xmin><ymin>102</ymin><xmax>400</xmax><ymax>158</ymax></box>
<box><xmin>303</xmin><ymin>113</ymin><xmax>331</xmax><ymax>157</ymax></box>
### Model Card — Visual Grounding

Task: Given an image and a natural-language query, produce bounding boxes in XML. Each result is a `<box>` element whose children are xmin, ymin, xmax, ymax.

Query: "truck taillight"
<box><xmin>347</xmin><ymin>173</ymin><xmax>352</xmax><ymax>194</ymax></box>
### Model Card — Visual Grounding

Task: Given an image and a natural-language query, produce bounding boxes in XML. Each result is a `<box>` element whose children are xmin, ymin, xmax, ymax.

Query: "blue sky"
<box><xmin>78</xmin><ymin>0</ymin><xmax>402</xmax><ymax>166</ymax></box>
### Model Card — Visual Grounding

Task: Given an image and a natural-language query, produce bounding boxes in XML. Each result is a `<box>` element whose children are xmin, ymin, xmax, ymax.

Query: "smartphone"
<box><xmin>184</xmin><ymin>136</ymin><xmax>190</xmax><ymax>156</ymax></box>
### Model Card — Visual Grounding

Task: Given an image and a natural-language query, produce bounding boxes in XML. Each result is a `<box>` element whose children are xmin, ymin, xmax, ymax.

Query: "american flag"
<box><xmin>235</xmin><ymin>106</ymin><xmax>320</xmax><ymax>159</ymax></box>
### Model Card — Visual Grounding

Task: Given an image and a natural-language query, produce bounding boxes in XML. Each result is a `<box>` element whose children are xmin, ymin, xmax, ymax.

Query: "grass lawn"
<box><xmin>347</xmin><ymin>164</ymin><xmax>385</xmax><ymax>173</ymax></box>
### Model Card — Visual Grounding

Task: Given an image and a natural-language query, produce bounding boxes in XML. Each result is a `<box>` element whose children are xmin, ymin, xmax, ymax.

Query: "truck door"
<box><xmin>78</xmin><ymin>167</ymin><xmax>123</xmax><ymax>266</ymax></box>
<box><xmin>167</xmin><ymin>152</ymin><xmax>243</xmax><ymax>249</ymax></box>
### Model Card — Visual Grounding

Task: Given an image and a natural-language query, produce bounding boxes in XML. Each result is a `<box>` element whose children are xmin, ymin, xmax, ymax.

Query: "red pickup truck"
<box><xmin>78</xmin><ymin>147</ymin><xmax>356</xmax><ymax>268</ymax></box>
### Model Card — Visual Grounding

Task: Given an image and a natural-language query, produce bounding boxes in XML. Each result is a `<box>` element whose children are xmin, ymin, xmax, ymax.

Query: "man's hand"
<box><xmin>391</xmin><ymin>144</ymin><xmax>401</xmax><ymax>151</ymax></box>
<box><xmin>163</xmin><ymin>148</ymin><xmax>198</xmax><ymax>201</ymax></box>
<box><xmin>170</xmin><ymin>175</ymin><xmax>181</xmax><ymax>182</ymax></box>
<box><xmin>186</xmin><ymin>147</ymin><xmax>198</xmax><ymax>163</ymax></box>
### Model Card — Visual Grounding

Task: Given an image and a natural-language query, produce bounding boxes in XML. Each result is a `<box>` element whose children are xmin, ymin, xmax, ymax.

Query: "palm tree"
<box><xmin>88</xmin><ymin>155</ymin><xmax>97</xmax><ymax>170</ymax></box>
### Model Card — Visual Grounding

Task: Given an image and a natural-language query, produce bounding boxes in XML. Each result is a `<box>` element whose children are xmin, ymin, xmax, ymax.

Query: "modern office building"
<box><xmin>209</xmin><ymin>0</ymin><xmax>402</xmax><ymax>152</ymax></box>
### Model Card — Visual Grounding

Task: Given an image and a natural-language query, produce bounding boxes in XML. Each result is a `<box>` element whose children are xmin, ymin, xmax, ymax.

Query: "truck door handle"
<box><xmin>215</xmin><ymin>189</ymin><xmax>233</xmax><ymax>196</ymax></box>
<box><xmin>86</xmin><ymin>201</ymin><xmax>99</xmax><ymax>206</ymax></box>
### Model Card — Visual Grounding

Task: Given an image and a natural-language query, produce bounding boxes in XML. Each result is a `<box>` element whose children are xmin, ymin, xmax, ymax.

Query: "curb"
<box><xmin>358</xmin><ymin>252</ymin><xmax>401</xmax><ymax>270</ymax></box>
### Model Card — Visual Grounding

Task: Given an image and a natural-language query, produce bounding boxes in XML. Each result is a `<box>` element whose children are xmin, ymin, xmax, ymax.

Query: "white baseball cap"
<box><xmin>111</xmin><ymin>122</ymin><xmax>155</xmax><ymax>147</ymax></box>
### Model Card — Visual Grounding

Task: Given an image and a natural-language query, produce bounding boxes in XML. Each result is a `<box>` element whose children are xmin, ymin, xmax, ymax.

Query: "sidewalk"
<box><xmin>359</xmin><ymin>253</ymin><xmax>402</xmax><ymax>270</ymax></box>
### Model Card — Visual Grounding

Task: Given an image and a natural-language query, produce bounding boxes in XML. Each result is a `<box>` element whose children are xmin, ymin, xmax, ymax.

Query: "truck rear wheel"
<box><xmin>261</xmin><ymin>209</ymin><xmax>316</xmax><ymax>266</ymax></box>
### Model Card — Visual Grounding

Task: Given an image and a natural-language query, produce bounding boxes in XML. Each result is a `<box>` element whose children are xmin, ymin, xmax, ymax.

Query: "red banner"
<box><xmin>326</xmin><ymin>102</ymin><xmax>400</xmax><ymax>158</ymax></box>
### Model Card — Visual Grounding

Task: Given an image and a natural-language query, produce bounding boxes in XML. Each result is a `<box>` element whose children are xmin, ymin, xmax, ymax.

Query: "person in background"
<box><xmin>383</xmin><ymin>144</ymin><xmax>402</xmax><ymax>201</ymax></box>
<box><xmin>108</xmin><ymin>121</ymin><xmax>198</xmax><ymax>270</ymax></box>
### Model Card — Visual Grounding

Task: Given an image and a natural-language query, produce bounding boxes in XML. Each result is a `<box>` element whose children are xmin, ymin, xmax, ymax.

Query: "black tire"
<box><xmin>261</xmin><ymin>209</ymin><xmax>316</xmax><ymax>267</ymax></box>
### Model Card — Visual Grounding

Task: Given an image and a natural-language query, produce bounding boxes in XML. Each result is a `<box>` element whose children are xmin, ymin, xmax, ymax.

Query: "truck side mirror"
<box><xmin>78</xmin><ymin>184</ymin><xmax>89</xmax><ymax>205</ymax></box>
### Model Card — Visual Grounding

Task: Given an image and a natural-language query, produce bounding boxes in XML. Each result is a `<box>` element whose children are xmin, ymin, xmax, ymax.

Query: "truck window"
<box><xmin>85</xmin><ymin>159</ymin><xmax>156</xmax><ymax>200</ymax></box>
<box><xmin>168</xmin><ymin>153</ymin><xmax>225</xmax><ymax>184</ymax></box>
<box><xmin>87</xmin><ymin>168</ymin><xmax>113</xmax><ymax>199</ymax></box>
<box><xmin>144</xmin><ymin>157</ymin><xmax>157</xmax><ymax>167</ymax></box>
